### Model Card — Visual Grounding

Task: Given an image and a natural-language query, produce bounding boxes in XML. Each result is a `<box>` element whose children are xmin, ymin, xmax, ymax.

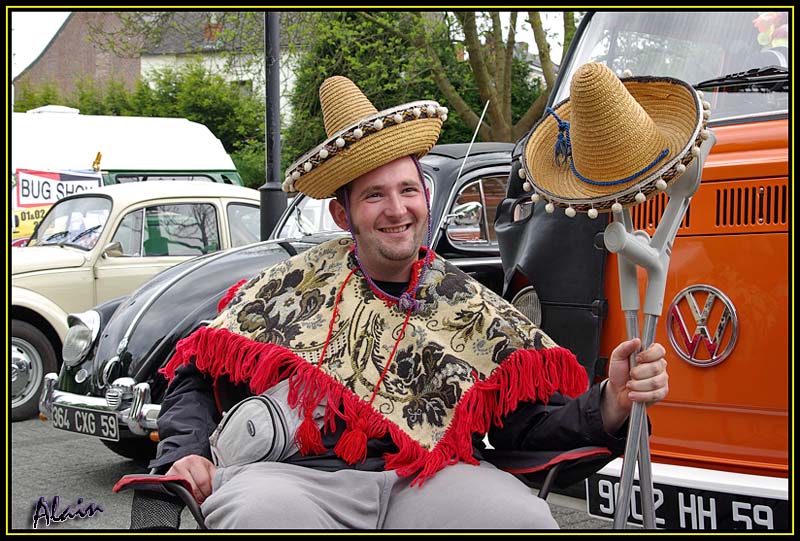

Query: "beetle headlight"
<box><xmin>510</xmin><ymin>285</ymin><xmax>542</xmax><ymax>327</ymax></box>
<box><xmin>62</xmin><ymin>310</ymin><xmax>101</xmax><ymax>367</ymax></box>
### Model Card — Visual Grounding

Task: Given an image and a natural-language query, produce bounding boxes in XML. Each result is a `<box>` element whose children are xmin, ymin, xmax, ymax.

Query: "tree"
<box><xmin>85</xmin><ymin>11</ymin><xmax>269</xmax><ymax>89</ymax></box>
<box><xmin>132</xmin><ymin>63</ymin><xmax>267</xmax><ymax>186</ymax></box>
<box><xmin>281</xmin><ymin>12</ymin><xmax>490</xmax><ymax>167</ymax></box>
<box><xmin>356</xmin><ymin>11</ymin><xmax>580</xmax><ymax>142</ymax></box>
<box><xmin>12</xmin><ymin>81</ymin><xmax>62</xmax><ymax>113</ymax></box>
<box><xmin>82</xmin><ymin>10</ymin><xmax>579</xmax><ymax>145</ymax></box>
<box><xmin>281</xmin><ymin>11</ymin><xmax>548</xmax><ymax>167</ymax></box>
<box><xmin>131</xmin><ymin>63</ymin><xmax>265</xmax><ymax>155</ymax></box>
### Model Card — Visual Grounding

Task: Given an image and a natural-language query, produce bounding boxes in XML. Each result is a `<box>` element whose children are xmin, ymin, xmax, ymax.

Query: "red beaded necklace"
<box><xmin>317</xmin><ymin>258</ymin><xmax>419</xmax><ymax>401</ymax></box>
<box><xmin>294</xmin><ymin>249</ymin><xmax>424</xmax><ymax>461</ymax></box>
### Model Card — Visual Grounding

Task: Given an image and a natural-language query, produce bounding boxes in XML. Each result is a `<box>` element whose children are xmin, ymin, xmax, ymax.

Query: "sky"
<box><xmin>10</xmin><ymin>10</ymin><xmax>563</xmax><ymax>81</ymax></box>
<box><xmin>10</xmin><ymin>10</ymin><xmax>71</xmax><ymax>79</ymax></box>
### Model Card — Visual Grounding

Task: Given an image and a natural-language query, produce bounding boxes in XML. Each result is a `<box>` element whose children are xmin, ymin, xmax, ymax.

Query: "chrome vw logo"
<box><xmin>666</xmin><ymin>285</ymin><xmax>738</xmax><ymax>367</ymax></box>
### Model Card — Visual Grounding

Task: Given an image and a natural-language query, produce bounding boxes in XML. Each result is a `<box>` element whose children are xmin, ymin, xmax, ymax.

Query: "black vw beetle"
<box><xmin>40</xmin><ymin>143</ymin><xmax>516</xmax><ymax>460</ymax></box>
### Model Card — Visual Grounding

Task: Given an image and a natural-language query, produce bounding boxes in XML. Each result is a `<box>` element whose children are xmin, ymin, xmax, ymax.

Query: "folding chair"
<box><xmin>114</xmin><ymin>471</ymin><xmax>207</xmax><ymax>531</ymax></box>
<box><xmin>114</xmin><ymin>446</ymin><xmax>612</xmax><ymax>530</ymax></box>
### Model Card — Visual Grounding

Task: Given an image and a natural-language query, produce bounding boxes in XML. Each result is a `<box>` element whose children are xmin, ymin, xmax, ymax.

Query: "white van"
<box><xmin>11</xmin><ymin>106</ymin><xmax>243</xmax><ymax>241</ymax></box>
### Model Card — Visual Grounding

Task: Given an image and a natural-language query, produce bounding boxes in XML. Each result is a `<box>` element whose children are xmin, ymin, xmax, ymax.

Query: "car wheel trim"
<box><xmin>11</xmin><ymin>337</ymin><xmax>43</xmax><ymax>407</ymax></box>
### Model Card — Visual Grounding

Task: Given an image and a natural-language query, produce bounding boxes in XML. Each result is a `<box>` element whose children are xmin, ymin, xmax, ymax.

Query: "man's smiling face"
<box><xmin>330</xmin><ymin>156</ymin><xmax>428</xmax><ymax>282</ymax></box>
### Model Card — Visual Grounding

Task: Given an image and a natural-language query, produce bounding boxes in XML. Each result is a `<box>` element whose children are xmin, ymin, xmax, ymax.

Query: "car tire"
<box><xmin>12</xmin><ymin>320</ymin><xmax>58</xmax><ymax>422</ymax></box>
<box><xmin>101</xmin><ymin>438</ymin><xmax>158</xmax><ymax>462</ymax></box>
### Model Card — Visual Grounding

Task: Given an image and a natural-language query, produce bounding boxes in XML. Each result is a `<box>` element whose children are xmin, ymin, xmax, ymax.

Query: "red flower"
<box><xmin>752</xmin><ymin>12</ymin><xmax>782</xmax><ymax>33</ymax></box>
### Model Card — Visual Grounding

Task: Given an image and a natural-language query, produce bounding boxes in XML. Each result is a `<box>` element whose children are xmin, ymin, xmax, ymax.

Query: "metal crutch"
<box><xmin>603</xmin><ymin>131</ymin><xmax>716</xmax><ymax>529</ymax></box>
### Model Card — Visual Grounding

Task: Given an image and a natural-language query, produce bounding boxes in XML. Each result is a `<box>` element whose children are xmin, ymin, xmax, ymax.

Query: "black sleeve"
<box><xmin>147</xmin><ymin>362</ymin><xmax>221</xmax><ymax>472</ymax></box>
<box><xmin>488</xmin><ymin>382</ymin><xmax>641</xmax><ymax>456</ymax></box>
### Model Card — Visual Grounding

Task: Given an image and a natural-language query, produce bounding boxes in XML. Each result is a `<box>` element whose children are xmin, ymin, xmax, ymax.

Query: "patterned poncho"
<box><xmin>161</xmin><ymin>238</ymin><xmax>587</xmax><ymax>485</ymax></box>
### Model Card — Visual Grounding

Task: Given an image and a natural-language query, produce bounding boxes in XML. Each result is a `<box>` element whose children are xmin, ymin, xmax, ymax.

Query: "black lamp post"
<box><xmin>259</xmin><ymin>10</ymin><xmax>287</xmax><ymax>240</ymax></box>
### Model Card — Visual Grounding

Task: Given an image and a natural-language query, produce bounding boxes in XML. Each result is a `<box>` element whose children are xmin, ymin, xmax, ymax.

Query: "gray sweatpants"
<box><xmin>201</xmin><ymin>460</ymin><xmax>558</xmax><ymax>530</ymax></box>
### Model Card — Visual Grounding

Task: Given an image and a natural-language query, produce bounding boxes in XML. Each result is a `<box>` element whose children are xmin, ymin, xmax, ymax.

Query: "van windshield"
<box><xmin>28</xmin><ymin>196</ymin><xmax>111</xmax><ymax>250</ymax></box>
<box><xmin>556</xmin><ymin>11</ymin><xmax>789</xmax><ymax>123</ymax></box>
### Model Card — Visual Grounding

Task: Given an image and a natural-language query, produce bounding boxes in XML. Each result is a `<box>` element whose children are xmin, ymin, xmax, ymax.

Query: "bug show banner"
<box><xmin>12</xmin><ymin>169</ymin><xmax>103</xmax><ymax>241</ymax></box>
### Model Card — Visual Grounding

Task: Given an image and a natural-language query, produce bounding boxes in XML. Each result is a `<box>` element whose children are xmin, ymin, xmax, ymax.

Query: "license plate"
<box><xmin>586</xmin><ymin>473</ymin><xmax>789</xmax><ymax>531</ymax></box>
<box><xmin>50</xmin><ymin>404</ymin><xmax>120</xmax><ymax>441</ymax></box>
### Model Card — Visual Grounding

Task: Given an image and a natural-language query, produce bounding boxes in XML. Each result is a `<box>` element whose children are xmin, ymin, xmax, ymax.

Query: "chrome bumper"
<box><xmin>39</xmin><ymin>373</ymin><xmax>161</xmax><ymax>436</ymax></box>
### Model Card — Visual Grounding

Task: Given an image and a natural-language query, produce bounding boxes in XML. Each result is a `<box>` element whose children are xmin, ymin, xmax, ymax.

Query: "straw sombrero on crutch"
<box><xmin>283</xmin><ymin>76</ymin><xmax>447</xmax><ymax>199</ymax></box>
<box><xmin>520</xmin><ymin>63</ymin><xmax>715</xmax><ymax>529</ymax></box>
<box><xmin>520</xmin><ymin>62</ymin><xmax>710</xmax><ymax>217</ymax></box>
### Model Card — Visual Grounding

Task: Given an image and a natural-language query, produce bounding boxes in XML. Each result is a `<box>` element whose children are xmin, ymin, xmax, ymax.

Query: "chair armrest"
<box><xmin>484</xmin><ymin>446</ymin><xmax>613</xmax><ymax>498</ymax></box>
<box><xmin>114</xmin><ymin>474</ymin><xmax>195</xmax><ymax>498</ymax></box>
<box><xmin>114</xmin><ymin>474</ymin><xmax>207</xmax><ymax>530</ymax></box>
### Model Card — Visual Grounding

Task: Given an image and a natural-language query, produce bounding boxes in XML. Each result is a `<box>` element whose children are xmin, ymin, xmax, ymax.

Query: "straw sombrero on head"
<box><xmin>284</xmin><ymin>76</ymin><xmax>447</xmax><ymax>199</ymax></box>
<box><xmin>521</xmin><ymin>62</ymin><xmax>710</xmax><ymax>217</ymax></box>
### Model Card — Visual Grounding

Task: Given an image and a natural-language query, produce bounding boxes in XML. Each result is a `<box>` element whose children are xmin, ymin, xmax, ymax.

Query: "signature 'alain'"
<box><xmin>32</xmin><ymin>496</ymin><xmax>103</xmax><ymax>528</ymax></box>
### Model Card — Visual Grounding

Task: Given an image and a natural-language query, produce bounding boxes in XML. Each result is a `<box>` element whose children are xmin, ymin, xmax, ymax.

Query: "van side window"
<box><xmin>143</xmin><ymin>204</ymin><xmax>220</xmax><ymax>256</ymax></box>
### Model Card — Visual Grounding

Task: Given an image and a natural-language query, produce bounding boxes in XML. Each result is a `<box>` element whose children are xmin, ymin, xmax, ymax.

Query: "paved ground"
<box><xmin>11</xmin><ymin>417</ymin><xmax>617</xmax><ymax>530</ymax></box>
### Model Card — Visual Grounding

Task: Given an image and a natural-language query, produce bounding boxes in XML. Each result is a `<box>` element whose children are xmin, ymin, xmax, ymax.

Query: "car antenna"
<box><xmin>439</xmin><ymin>100</ymin><xmax>491</xmax><ymax>233</ymax></box>
<box><xmin>454</xmin><ymin>100</ymin><xmax>491</xmax><ymax>184</ymax></box>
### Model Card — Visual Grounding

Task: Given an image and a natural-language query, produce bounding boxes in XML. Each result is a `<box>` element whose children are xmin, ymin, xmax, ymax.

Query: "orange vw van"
<box><xmin>496</xmin><ymin>11</ymin><xmax>789</xmax><ymax>531</ymax></box>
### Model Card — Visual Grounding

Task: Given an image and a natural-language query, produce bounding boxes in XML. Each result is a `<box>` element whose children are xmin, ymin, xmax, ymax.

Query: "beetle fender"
<box><xmin>12</xmin><ymin>285</ymin><xmax>70</xmax><ymax>341</ymax></box>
